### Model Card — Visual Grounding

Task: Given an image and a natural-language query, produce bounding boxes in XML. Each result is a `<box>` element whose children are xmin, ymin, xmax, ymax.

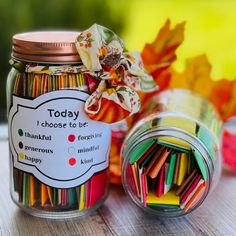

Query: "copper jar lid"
<box><xmin>12</xmin><ymin>31</ymin><xmax>81</xmax><ymax>63</ymax></box>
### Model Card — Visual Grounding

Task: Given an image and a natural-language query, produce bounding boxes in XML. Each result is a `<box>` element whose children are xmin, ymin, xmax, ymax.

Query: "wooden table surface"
<box><xmin>0</xmin><ymin>124</ymin><xmax>236</xmax><ymax>236</ymax></box>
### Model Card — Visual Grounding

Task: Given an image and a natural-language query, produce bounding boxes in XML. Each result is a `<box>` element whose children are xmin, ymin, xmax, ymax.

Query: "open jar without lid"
<box><xmin>121</xmin><ymin>89</ymin><xmax>222</xmax><ymax>217</ymax></box>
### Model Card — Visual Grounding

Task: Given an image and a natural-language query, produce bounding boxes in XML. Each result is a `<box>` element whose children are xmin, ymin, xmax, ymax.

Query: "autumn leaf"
<box><xmin>169</xmin><ymin>54</ymin><xmax>213</xmax><ymax>97</ymax></box>
<box><xmin>141</xmin><ymin>19</ymin><xmax>185</xmax><ymax>80</ymax></box>
<box><xmin>140</xmin><ymin>19</ymin><xmax>236</xmax><ymax>121</ymax></box>
<box><xmin>220</xmin><ymin>82</ymin><xmax>236</xmax><ymax>120</ymax></box>
<box><xmin>209</xmin><ymin>79</ymin><xmax>234</xmax><ymax>117</ymax></box>
<box><xmin>169</xmin><ymin>54</ymin><xmax>236</xmax><ymax>121</ymax></box>
<box><xmin>139</xmin><ymin>20</ymin><xmax>185</xmax><ymax>110</ymax></box>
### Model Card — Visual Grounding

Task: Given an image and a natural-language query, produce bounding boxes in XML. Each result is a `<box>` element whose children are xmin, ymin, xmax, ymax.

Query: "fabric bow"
<box><xmin>75</xmin><ymin>24</ymin><xmax>158</xmax><ymax>123</ymax></box>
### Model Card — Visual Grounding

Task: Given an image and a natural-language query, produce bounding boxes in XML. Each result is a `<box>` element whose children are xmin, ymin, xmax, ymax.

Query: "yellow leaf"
<box><xmin>170</xmin><ymin>54</ymin><xmax>213</xmax><ymax>97</ymax></box>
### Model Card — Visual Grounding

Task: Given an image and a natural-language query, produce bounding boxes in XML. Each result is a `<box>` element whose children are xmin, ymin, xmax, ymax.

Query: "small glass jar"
<box><xmin>121</xmin><ymin>89</ymin><xmax>222</xmax><ymax>217</ymax></box>
<box><xmin>7</xmin><ymin>32</ymin><xmax>111</xmax><ymax>219</ymax></box>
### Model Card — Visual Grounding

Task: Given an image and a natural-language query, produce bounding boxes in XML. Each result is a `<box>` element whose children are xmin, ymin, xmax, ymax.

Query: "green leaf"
<box><xmin>88</xmin><ymin>38</ymin><xmax>94</xmax><ymax>42</ymax></box>
<box><xmin>117</xmin><ymin>87</ymin><xmax>127</xmax><ymax>92</ymax></box>
<box><xmin>117</xmin><ymin>92</ymin><xmax>125</xmax><ymax>103</ymax></box>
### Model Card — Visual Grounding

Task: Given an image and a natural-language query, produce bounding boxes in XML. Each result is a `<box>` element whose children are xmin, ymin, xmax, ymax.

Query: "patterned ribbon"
<box><xmin>75</xmin><ymin>24</ymin><xmax>157</xmax><ymax>123</ymax></box>
<box><xmin>11</xmin><ymin>24</ymin><xmax>158</xmax><ymax>123</ymax></box>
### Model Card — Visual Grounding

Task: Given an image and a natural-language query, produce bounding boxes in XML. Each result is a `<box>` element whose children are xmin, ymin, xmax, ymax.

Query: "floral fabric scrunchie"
<box><xmin>75</xmin><ymin>24</ymin><xmax>158</xmax><ymax>123</ymax></box>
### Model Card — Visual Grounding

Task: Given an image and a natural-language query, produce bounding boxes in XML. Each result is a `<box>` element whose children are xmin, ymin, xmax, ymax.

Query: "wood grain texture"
<box><xmin>100</xmin><ymin>171</ymin><xmax>236</xmax><ymax>236</ymax></box>
<box><xmin>1</xmin><ymin>125</ymin><xmax>236</xmax><ymax>236</ymax></box>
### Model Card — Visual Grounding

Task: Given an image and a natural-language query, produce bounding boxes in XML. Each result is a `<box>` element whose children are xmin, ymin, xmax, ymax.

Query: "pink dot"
<box><xmin>69</xmin><ymin>157</ymin><xmax>76</xmax><ymax>166</ymax></box>
<box><xmin>68</xmin><ymin>134</ymin><xmax>76</xmax><ymax>142</ymax></box>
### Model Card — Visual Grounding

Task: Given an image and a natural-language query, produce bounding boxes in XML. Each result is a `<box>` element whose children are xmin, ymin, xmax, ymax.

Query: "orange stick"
<box><xmin>145</xmin><ymin>146</ymin><xmax>165</xmax><ymax>174</ymax></box>
<box><xmin>148</xmin><ymin>148</ymin><xmax>171</xmax><ymax>179</ymax></box>
<box><xmin>41</xmin><ymin>184</ymin><xmax>48</xmax><ymax>206</ymax></box>
<box><xmin>184</xmin><ymin>182</ymin><xmax>206</xmax><ymax>212</ymax></box>
<box><xmin>131</xmin><ymin>164</ymin><xmax>140</xmax><ymax>197</ymax></box>
<box><xmin>42</xmin><ymin>74</ymin><xmax>48</xmax><ymax>94</ymax></box>
<box><xmin>40</xmin><ymin>74</ymin><xmax>45</xmax><ymax>94</ymax></box>
<box><xmin>69</xmin><ymin>74</ymin><xmax>75</xmax><ymax>88</ymax></box>
<box><xmin>29</xmin><ymin>175</ymin><xmax>36</xmax><ymax>206</ymax></box>
<box><xmin>32</xmin><ymin>75</ymin><xmax>39</xmax><ymax>97</ymax></box>
<box><xmin>58</xmin><ymin>189</ymin><xmax>62</xmax><ymax>205</ymax></box>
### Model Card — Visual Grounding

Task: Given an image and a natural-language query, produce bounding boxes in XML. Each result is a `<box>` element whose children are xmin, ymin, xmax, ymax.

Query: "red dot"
<box><xmin>69</xmin><ymin>157</ymin><xmax>76</xmax><ymax>166</ymax></box>
<box><xmin>68</xmin><ymin>134</ymin><xmax>76</xmax><ymax>142</ymax></box>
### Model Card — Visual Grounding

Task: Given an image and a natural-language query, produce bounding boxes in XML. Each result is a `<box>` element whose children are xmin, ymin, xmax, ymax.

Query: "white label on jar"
<box><xmin>9</xmin><ymin>89</ymin><xmax>111</xmax><ymax>188</ymax></box>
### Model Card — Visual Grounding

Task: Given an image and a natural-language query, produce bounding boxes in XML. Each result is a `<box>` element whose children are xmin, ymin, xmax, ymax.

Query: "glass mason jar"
<box><xmin>7</xmin><ymin>32</ymin><xmax>111</xmax><ymax>219</ymax></box>
<box><xmin>121</xmin><ymin>89</ymin><xmax>222</xmax><ymax>217</ymax></box>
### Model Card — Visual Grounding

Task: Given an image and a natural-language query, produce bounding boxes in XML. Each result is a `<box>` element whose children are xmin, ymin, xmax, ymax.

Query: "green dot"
<box><xmin>18</xmin><ymin>129</ymin><xmax>23</xmax><ymax>136</ymax></box>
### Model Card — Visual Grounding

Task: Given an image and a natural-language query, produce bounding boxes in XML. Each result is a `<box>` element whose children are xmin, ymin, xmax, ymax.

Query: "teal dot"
<box><xmin>18</xmin><ymin>129</ymin><xmax>23</xmax><ymax>136</ymax></box>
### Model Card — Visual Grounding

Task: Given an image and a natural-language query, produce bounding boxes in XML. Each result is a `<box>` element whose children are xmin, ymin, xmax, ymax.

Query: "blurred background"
<box><xmin>1</xmin><ymin>0</ymin><xmax>236</xmax><ymax>121</ymax></box>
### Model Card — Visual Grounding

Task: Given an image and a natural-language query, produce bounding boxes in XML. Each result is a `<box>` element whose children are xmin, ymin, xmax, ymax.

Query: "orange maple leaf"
<box><xmin>139</xmin><ymin>20</ymin><xmax>185</xmax><ymax>110</ymax></box>
<box><xmin>209</xmin><ymin>79</ymin><xmax>234</xmax><ymax>117</ymax></box>
<box><xmin>141</xmin><ymin>19</ymin><xmax>185</xmax><ymax>83</ymax></box>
